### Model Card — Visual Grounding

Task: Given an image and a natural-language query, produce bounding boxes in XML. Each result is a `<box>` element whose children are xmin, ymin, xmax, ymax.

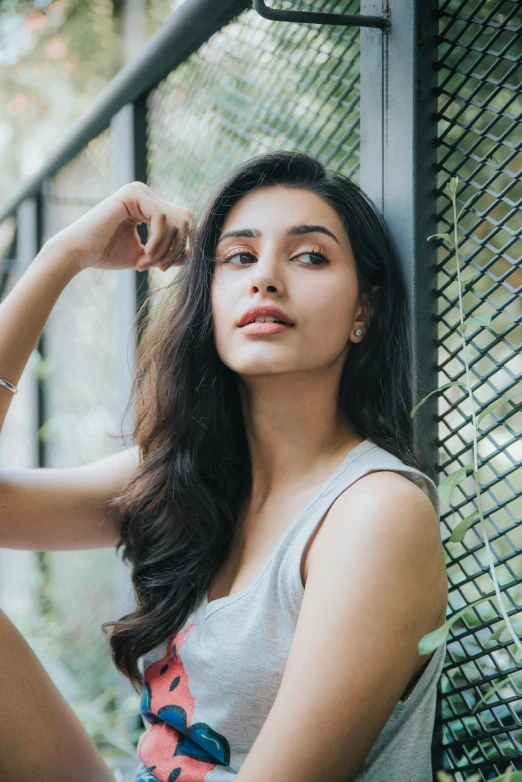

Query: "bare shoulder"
<box><xmin>324</xmin><ymin>468</ymin><xmax>442</xmax><ymax>553</ymax></box>
<box><xmin>306</xmin><ymin>467</ymin><xmax>447</xmax><ymax>618</ymax></box>
<box><xmin>309</xmin><ymin>467</ymin><xmax>442</xmax><ymax>553</ymax></box>
<box><xmin>331</xmin><ymin>468</ymin><xmax>439</xmax><ymax>529</ymax></box>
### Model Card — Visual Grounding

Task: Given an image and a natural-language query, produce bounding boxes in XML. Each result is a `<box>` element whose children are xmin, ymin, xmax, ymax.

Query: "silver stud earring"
<box><xmin>354</xmin><ymin>328</ymin><xmax>362</xmax><ymax>337</ymax></box>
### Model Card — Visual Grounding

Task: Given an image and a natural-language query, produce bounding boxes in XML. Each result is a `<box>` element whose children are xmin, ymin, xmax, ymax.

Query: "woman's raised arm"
<box><xmin>0</xmin><ymin>181</ymin><xmax>194</xmax><ymax>432</ymax></box>
<box><xmin>0</xmin><ymin>444</ymin><xmax>139</xmax><ymax>550</ymax></box>
<box><xmin>0</xmin><ymin>181</ymin><xmax>195</xmax><ymax>550</ymax></box>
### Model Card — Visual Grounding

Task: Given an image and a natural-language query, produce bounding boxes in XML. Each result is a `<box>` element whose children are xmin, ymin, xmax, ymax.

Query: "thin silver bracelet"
<box><xmin>0</xmin><ymin>377</ymin><xmax>17</xmax><ymax>395</ymax></box>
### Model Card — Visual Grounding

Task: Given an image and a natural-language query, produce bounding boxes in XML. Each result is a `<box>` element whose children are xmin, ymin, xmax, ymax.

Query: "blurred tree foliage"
<box><xmin>0</xmin><ymin>0</ymin><xmax>179</xmax><ymax>206</ymax></box>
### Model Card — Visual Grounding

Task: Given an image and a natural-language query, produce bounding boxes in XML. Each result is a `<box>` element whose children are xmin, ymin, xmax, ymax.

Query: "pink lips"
<box><xmin>239</xmin><ymin>321</ymin><xmax>293</xmax><ymax>335</ymax></box>
<box><xmin>237</xmin><ymin>305</ymin><xmax>294</xmax><ymax>328</ymax></box>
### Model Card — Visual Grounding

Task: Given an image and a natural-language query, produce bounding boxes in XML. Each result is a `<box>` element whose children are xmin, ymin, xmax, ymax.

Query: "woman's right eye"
<box><xmin>222</xmin><ymin>251</ymin><xmax>255</xmax><ymax>265</ymax></box>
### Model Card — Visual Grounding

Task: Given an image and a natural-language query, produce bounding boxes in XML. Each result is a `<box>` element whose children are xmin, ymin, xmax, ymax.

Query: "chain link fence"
<box><xmin>435</xmin><ymin>0</ymin><xmax>522</xmax><ymax>777</ymax></box>
<box><xmin>146</xmin><ymin>0</ymin><xmax>360</xmax><ymax>209</ymax></box>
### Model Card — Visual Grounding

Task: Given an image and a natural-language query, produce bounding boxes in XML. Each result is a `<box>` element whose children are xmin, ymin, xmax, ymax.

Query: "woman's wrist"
<box><xmin>36</xmin><ymin>235</ymin><xmax>87</xmax><ymax>282</ymax></box>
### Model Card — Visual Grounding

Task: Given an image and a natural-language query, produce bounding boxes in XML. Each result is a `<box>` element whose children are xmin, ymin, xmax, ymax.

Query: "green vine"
<box><xmin>412</xmin><ymin>176</ymin><xmax>522</xmax><ymax>781</ymax></box>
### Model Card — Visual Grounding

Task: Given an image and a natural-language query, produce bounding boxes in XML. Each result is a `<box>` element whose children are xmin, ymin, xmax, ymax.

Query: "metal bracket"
<box><xmin>253</xmin><ymin>0</ymin><xmax>390</xmax><ymax>29</ymax></box>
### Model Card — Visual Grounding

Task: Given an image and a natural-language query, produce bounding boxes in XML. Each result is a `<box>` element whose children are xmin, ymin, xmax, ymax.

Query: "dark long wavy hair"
<box><xmin>102</xmin><ymin>149</ymin><xmax>428</xmax><ymax>690</ymax></box>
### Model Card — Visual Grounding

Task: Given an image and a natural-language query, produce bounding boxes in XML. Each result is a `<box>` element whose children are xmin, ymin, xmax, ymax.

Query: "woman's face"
<box><xmin>211</xmin><ymin>184</ymin><xmax>367</xmax><ymax>379</ymax></box>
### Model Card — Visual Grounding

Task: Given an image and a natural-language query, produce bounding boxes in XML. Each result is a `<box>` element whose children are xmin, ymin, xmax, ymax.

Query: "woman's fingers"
<box><xmin>149</xmin><ymin>218</ymin><xmax>179</xmax><ymax>265</ymax></box>
<box><xmin>145</xmin><ymin>212</ymin><xmax>195</xmax><ymax>272</ymax></box>
<box><xmin>47</xmin><ymin>181</ymin><xmax>194</xmax><ymax>273</ymax></box>
<box><xmin>132</xmin><ymin>188</ymin><xmax>195</xmax><ymax>272</ymax></box>
<box><xmin>143</xmin><ymin>211</ymin><xmax>168</xmax><ymax>258</ymax></box>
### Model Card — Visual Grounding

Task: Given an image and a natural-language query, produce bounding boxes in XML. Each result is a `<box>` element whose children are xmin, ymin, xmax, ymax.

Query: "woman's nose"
<box><xmin>248</xmin><ymin>253</ymin><xmax>284</xmax><ymax>293</ymax></box>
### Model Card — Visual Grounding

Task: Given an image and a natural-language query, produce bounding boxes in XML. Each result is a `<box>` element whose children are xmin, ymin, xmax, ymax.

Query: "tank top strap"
<box><xmin>273</xmin><ymin>440</ymin><xmax>441</xmax><ymax>613</ymax></box>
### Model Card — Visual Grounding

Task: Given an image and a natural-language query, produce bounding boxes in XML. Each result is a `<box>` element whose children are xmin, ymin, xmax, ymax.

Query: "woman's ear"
<box><xmin>349</xmin><ymin>286</ymin><xmax>378</xmax><ymax>345</ymax></box>
<box><xmin>361</xmin><ymin>285</ymin><xmax>379</xmax><ymax>330</ymax></box>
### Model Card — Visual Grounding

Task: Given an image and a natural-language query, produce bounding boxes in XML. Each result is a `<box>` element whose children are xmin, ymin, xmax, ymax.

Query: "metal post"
<box><xmin>110</xmin><ymin>95</ymin><xmax>149</xmax><ymax>708</ymax></box>
<box><xmin>111</xmin><ymin>95</ymin><xmax>149</xmax><ymax>437</ymax></box>
<box><xmin>16</xmin><ymin>198</ymin><xmax>41</xmax><ymax>470</ymax></box>
<box><xmin>360</xmin><ymin>1</ymin><xmax>442</xmax><ymax>775</ymax></box>
<box><xmin>360</xmin><ymin>0</ymin><xmax>439</xmax><ymax>482</ymax></box>
<box><xmin>0</xmin><ymin>200</ymin><xmax>42</xmax><ymax>611</ymax></box>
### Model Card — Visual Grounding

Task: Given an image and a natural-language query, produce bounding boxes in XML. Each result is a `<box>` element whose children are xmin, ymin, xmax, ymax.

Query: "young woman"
<box><xmin>0</xmin><ymin>150</ymin><xmax>448</xmax><ymax>782</ymax></box>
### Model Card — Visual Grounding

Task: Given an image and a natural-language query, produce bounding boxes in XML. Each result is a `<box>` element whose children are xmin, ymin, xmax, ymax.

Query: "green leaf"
<box><xmin>427</xmin><ymin>232</ymin><xmax>455</xmax><ymax>247</ymax></box>
<box><xmin>418</xmin><ymin>595</ymin><xmax>493</xmax><ymax>655</ymax></box>
<box><xmin>448</xmin><ymin>511</ymin><xmax>478</xmax><ymax>543</ymax></box>
<box><xmin>472</xmin><ymin>671</ymin><xmax>522</xmax><ymax>714</ymax></box>
<box><xmin>469</xmin><ymin>312</ymin><xmax>492</xmax><ymax>328</ymax></box>
<box><xmin>457</xmin><ymin>322</ymin><xmax>469</xmax><ymax>334</ymax></box>
<box><xmin>437</xmin><ymin>463</ymin><xmax>474</xmax><ymax>508</ymax></box>
<box><xmin>487</xmin><ymin>622</ymin><xmax>522</xmax><ymax>647</ymax></box>
<box><xmin>459</xmin><ymin>272</ymin><xmax>480</xmax><ymax>292</ymax></box>
<box><xmin>410</xmin><ymin>380</ymin><xmax>467</xmax><ymax>419</ymax></box>
<box><xmin>486</xmin><ymin>625</ymin><xmax>506</xmax><ymax>645</ymax></box>
<box><xmin>444</xmin><ymin>176</ymin><xmax>459</xmax><ymax>201</ymax></box>
<box><xmin>457</xmin><ymin>194</ymin><xmax>478</xmax><ymax>221</ymax></box>
<box><xmin>477</xmin><ymin>393</ymin><xmax>522</xmax><ymax>426</ymax></box>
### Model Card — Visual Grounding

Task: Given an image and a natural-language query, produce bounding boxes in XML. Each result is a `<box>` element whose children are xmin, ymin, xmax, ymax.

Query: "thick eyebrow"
<box><xmin>216</xmin><ymin>224</ymin><xmax>341</xmax><ymax>247</ymax></box>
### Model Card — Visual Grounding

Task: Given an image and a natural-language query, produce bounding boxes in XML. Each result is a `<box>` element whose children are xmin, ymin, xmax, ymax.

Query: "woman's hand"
<box><xmin>46</xmin><ymin>181</ymin><xmax>196</xmax><ymax>274</ymax></box>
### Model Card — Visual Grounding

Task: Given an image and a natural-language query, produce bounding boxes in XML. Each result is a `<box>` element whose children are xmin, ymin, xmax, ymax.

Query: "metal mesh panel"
<box><xmin>40</xmin><ymin>127</ymin><xmax>123</xmax><ymax>698</ymax></box>
<box><xmin>436</xmin><ymin>0</ymin><xmax>522</xmax><ymax>777</ymax></box>
<box><xmin>146</xmin><ymin>0</ymin><xmax>361</xmax><ymax>226</ymax></box>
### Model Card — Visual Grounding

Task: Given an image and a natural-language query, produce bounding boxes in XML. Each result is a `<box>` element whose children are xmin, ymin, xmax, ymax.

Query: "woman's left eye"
<box><xmin>298</xmin><ymin>251</ymin><xmax>330</xmax><ymax>266</ymax></box>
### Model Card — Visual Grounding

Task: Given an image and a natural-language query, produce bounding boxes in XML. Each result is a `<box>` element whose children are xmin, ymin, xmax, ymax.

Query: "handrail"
<box><xmin>253</xmin><ymin>0</ymin><xmax>390</xmax><ymax>29</ymax></box>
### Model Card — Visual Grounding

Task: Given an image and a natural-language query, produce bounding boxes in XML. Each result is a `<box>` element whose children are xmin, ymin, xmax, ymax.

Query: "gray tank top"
<box><xmin>133</xmin><ymin>437</ymin><xmax>447</xmax><ymax>782</ymax></box>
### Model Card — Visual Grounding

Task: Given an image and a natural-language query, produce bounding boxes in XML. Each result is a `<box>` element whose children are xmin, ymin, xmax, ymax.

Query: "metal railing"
<box><xmin>434</xmin><ymin>1</ymin><xmax>522</xmax><ymax>777</ymax></box>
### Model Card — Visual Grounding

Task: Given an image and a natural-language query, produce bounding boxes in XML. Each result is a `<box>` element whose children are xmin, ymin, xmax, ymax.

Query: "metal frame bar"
<box><xmin>0</xmin><ymin>232</ymin><xmax>18</xmax><ymax>300</ymax></box>
<box><xmin>252</xmin><ymin>0</ymin><xmax>390</xmax><ymax>28</ymax></box>
<box><xmin>111</xmin><ymin>95</ymin><xmax>149</xmax><ymax>429</ymax></box>
<box><xmin>360</xmin><ymin>1</ymin><xmax>441</xmax><ymax>774</ymax></box>
<box><xmin>110</xmin><ymin>96</ymin><xmax>150</xmax><ymax>703</ymax></box>
<box><xmin>360</xmin><ymin>0</ymin><xmax>439</xmax><ymax>483</ymax></box>
<box><xmin>16</xmin><ymin>197</ymin><xmax>43</xmax><ymax>470</ymax></box>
